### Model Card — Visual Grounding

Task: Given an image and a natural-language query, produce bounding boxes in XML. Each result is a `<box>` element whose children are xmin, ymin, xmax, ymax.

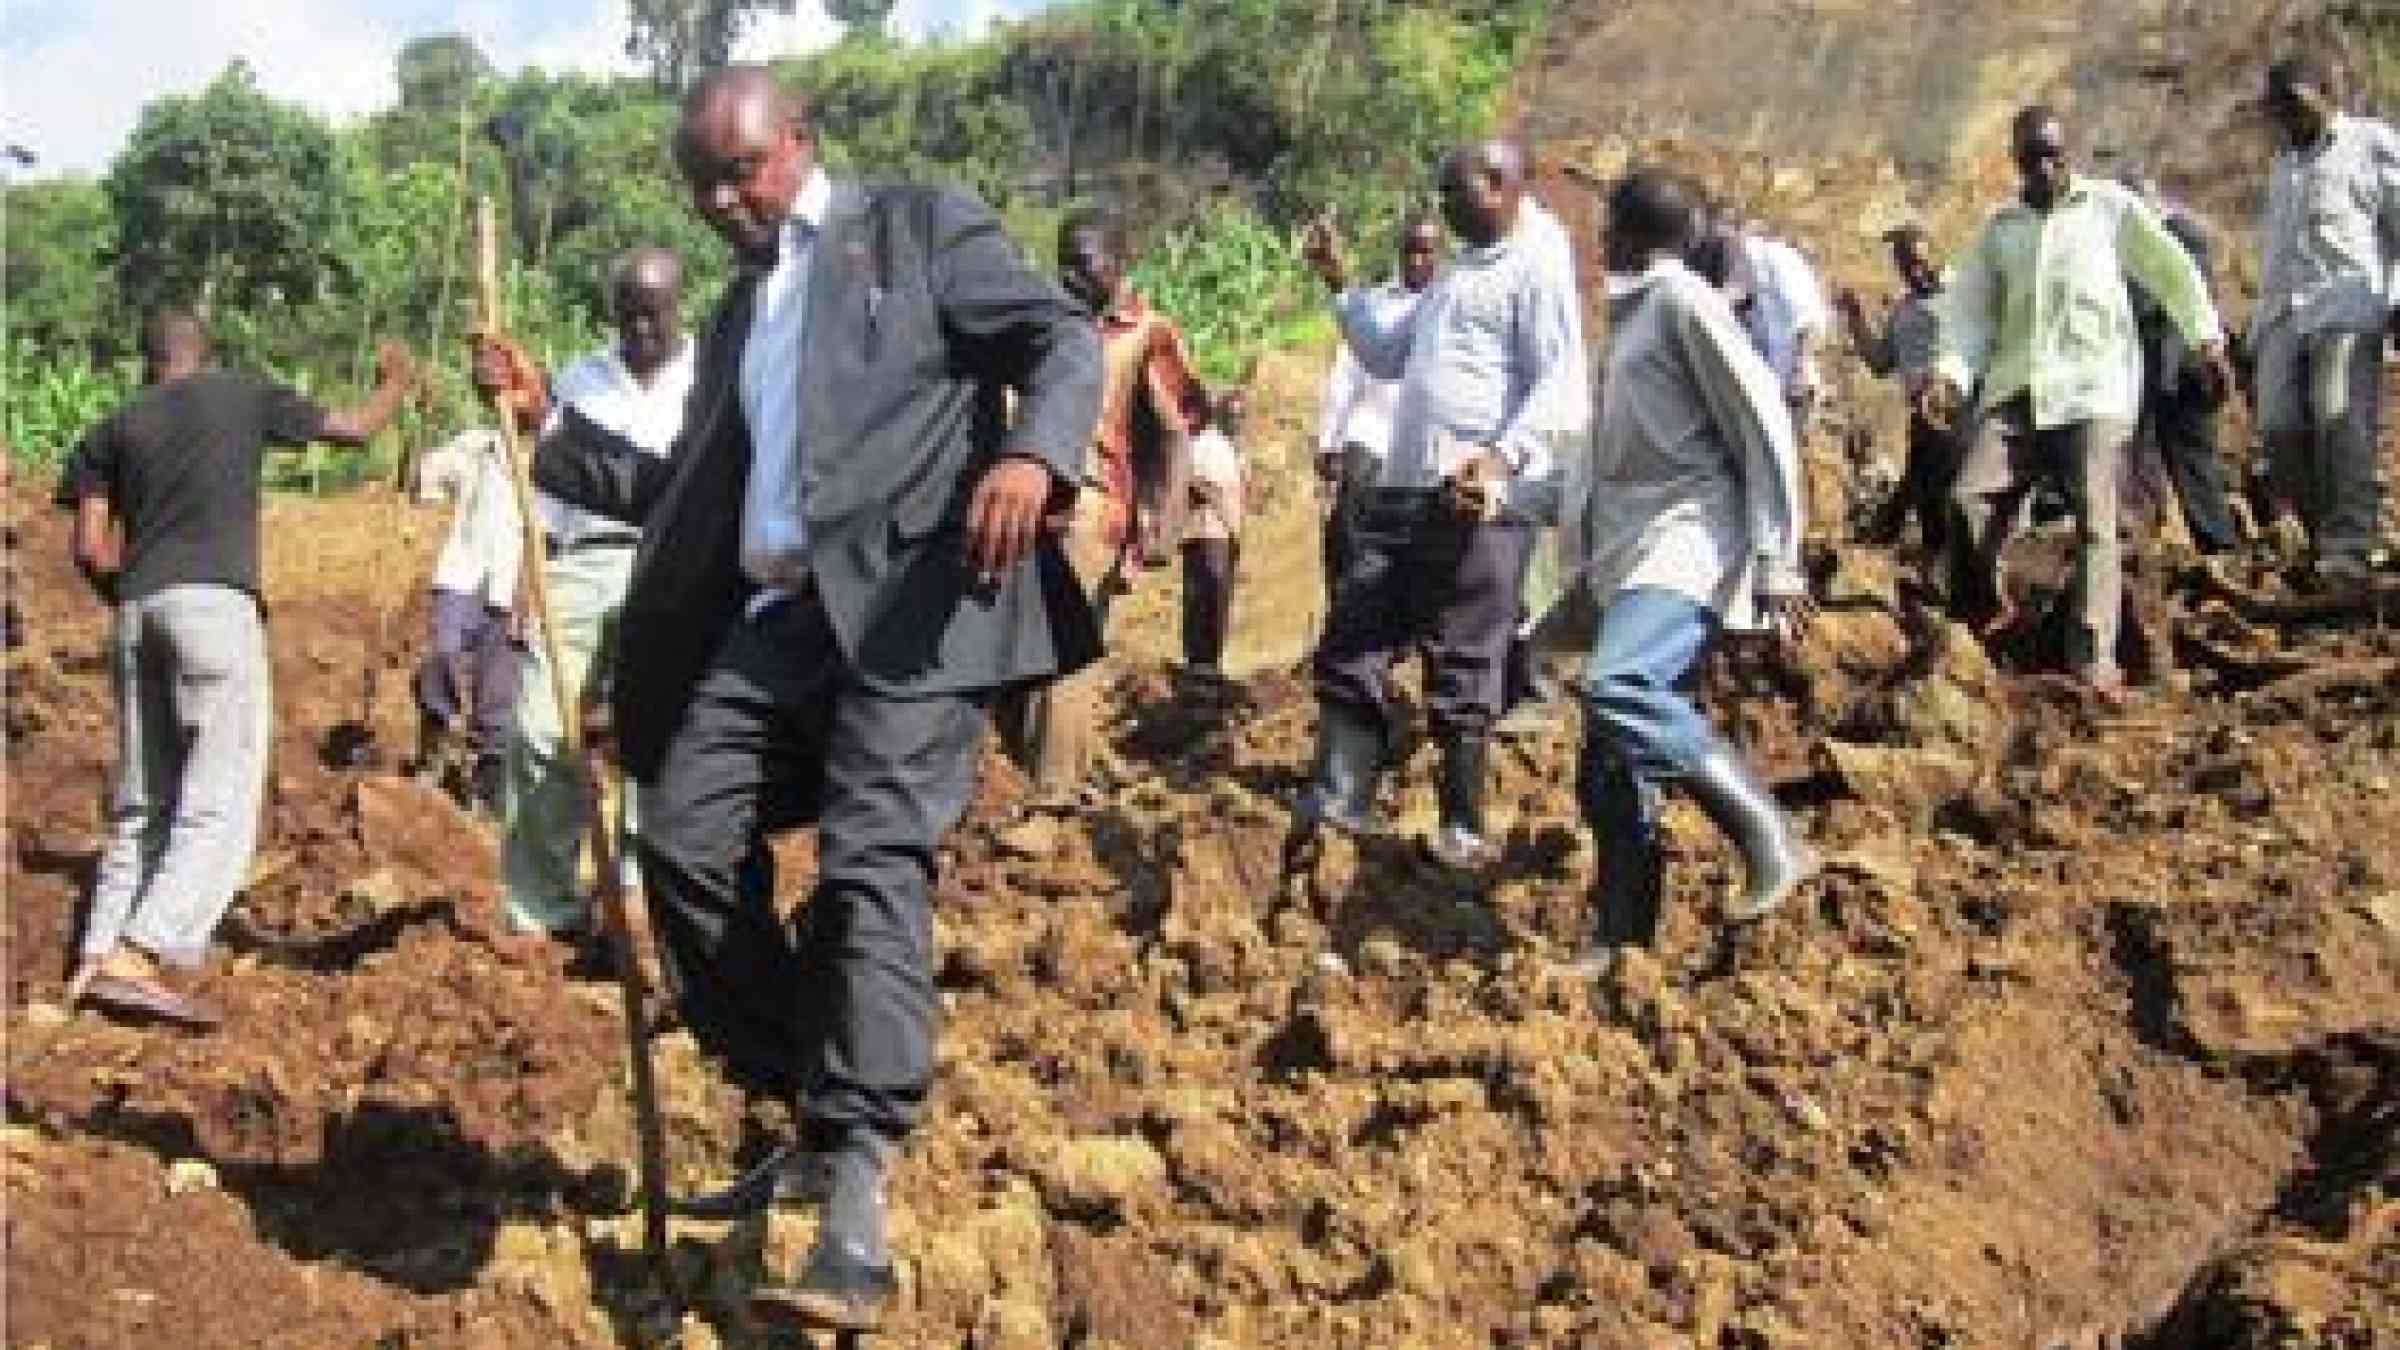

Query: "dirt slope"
<box><xmin>6</xmin><ymin>6</ymin><xmax>2400</xmax><ymax>1341</ymax></box>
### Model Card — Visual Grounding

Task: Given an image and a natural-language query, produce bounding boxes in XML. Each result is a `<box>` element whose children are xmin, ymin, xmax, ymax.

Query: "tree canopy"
<box><xmin>4</xmin><ymin>0</ymin><xmax>1550</xmax><ymax>474</ymax></box>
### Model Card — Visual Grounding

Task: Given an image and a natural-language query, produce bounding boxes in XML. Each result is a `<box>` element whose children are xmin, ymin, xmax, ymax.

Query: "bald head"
<box><xmin>674</xmin><ymin>64</ymin><xmax>815</xmax><ymax>266</ymax></box>
<box><xmin>611</xmin><ymin>246</ymin><xmax>685</xmax><ymax>379</ymax></box>
<box><xmin>141</xmin><ymin>308</ymin><xmax>210</xmax><ymax>382</ymax></box>
<box><xmin>613</xmin><ymin>245</ymin><xmax>683</xmax><ymax>298</ymax></box>
<box><xmin>1436</xmin><ymin>138</ymin><xmax>1527</xmax><ymax>247</ymax></box>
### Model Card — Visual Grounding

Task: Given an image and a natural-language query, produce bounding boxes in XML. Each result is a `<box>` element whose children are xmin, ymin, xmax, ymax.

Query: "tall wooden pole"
<box><xmin>476</xmin><ymin>196</ymin><xmax>674</xmax><ymax>1277</ymax></box>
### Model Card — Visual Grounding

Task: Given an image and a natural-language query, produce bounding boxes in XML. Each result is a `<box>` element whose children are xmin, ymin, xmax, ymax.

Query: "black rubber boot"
<box><xmin>410</xmin><ymin>712</ymin><xmax>451</xmax><ymax>787</ymax></box>
<box><xmin>669</xmin><ymin>1141</ymin><xmax>830</xmax><ymax>1220</ymax></box>
<box><xmin>1569</xmin><ymin>738</ymin><xmax>1663</xmax><ymax>976</ymax></box>
<box><xmin>1430</xmin><ymin>732</ymin><xmax>1491</xmax><ymax>867</ymax></box>
<box><xmin>1682</xmin><ymin>743</ymin><xmax>1818</xmax><ymax>922</ymax></box>
<box><xmin>1299</xmin><ymin>702</ymin><xmax>1384</xmax><ymax>834</ymax></box>
<box><xmin>750</xmin><ymin>1133</ymin><xmax>896</xmax><ymax>1333</ymax></box>
<box><xmin>468</xmin><ymin>753</ymin><xmax>508</xmax><ymax>822</ymax></box>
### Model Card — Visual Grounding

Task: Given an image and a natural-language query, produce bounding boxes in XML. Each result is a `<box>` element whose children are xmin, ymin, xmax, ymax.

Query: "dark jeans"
<box><xmin>634</xmin><ymin>592</ymin><xmax>986</xmax><ymax>1139</ymax></box>
<box><xmin>1313</xmin><ymin>492</ymin><xmax>1531</xmax><ymax>737</ymax></box>
<box><xmin>416</xmin><ymin>586</ymin><xmax>521</xmax><ymax>756</ymax></box>
<box><xmin>1181</xmin><ymin>537</ymin><xmax>1238</xmax><ymax>670</ymax></box>
<box><xmin>1320</xmin><ymin>445</ymin><xmax>1379</xmax><ymax>611</ymax></box>
<box><xmin>1898</xmin><ymin>411</ymin><xmax>1962</xmax><ymax>555</ymax></box>
<box><xmin>2143</xmin><ymin>383</ymin><xmax>2241</xmax><ymax>555</ymax></box>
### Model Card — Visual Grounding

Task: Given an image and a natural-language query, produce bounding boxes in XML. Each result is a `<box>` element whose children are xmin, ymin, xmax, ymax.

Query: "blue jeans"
<box><xmin>1573</xmin><ymin>587</ymin><xmax>1721</xmax><ymax>947</ymax></box>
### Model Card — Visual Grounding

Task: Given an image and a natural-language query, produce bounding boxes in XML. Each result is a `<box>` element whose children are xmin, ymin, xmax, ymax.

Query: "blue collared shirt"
<box><xmin>738</xmin><ymin>166</ymin><xmax>833</xmax><ymax>590</ymax></box>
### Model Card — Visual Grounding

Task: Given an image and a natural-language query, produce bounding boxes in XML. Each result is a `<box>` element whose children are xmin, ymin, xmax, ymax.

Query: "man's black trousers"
<box><xmin>1313</xmin><ymin>492</ymin><xmax>1530</xmax><ymax>737</ymax></box>
<box><xmin>634</xmin><ymin>591</ymin><xmax>985</xmax><ymax>1141</ymax></box>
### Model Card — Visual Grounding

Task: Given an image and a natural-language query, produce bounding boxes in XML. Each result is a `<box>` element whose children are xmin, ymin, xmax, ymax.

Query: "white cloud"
<box><xmin>0</xmin><ymin>0</ymin><xmax>1049</xmax><ymax>180</ymax></box>
<box><xmin>3</xmin><ymin>0</ymin><xmax>409</xmax><ymax>176</ymax></box>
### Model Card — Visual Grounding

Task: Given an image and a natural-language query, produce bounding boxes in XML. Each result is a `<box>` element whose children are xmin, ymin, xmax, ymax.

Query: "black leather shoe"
<box><xmin>668</xmin><ymin>1143</ymin><xmax>828</xmax><ymax>1220</ymax></box>
<box><xmin>749</xmin><ymin>1235</ymin><xmax>897</xmax><ymax>1333</ymax></box>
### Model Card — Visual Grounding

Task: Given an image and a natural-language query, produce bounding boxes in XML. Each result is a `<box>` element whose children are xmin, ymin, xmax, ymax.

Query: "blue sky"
<box><xmin>2</xmin><ymin>0</ymin><xmax>1051</xmax><ymax>177</ymax></box>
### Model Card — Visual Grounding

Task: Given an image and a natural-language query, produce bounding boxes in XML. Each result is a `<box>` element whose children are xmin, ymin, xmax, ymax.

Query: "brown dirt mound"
<box><xmin>9</xmin><ymin>29</ymin><xmax>2400</xmax><ymax>1337</ymax></box>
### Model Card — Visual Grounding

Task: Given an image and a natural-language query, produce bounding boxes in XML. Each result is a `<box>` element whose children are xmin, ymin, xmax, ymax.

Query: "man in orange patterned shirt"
<box><xmin>999</xmin><ymin>207</ymin><xmax>1208</xmax><ymax>807</ymax></box>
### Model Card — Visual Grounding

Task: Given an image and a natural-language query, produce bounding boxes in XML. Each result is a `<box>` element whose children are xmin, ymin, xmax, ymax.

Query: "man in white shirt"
<box><xmin>1742</xmin><ymin>222</ymin><xmax>1831</xmax><ymax>416</ymax></box>
<box><xmin>1314</xmin><ymin>213</ymin><xmax>1443</xmax><ymax>606</ymax></box>
<box><xmin>1299</xmin><ymin>139</ymin><xmax>1582</xmax><ymax>868</ymax></box>
<box><xmin>2253</xmin><ymin>53</ymin><xmax>2400</xmax><ymax>581</ymax></box>
<box><xmin>1569</xmin><ymin>167</ymin><xmax>1816</xmax><ymax>975</ymax></box>
<box><xmin>1504</xmin><ymin>189</ymin><xmax>1594</xmax><ymax>728</ymax></box>
<box><xmin>502</xmin><ymin>247</ymin><xmax>694</xmax><ymax>938</ymax></box>
<box><xmin>413</xmin><ymin>342</ymin><xmax>532</xmax><ymax>817</ymax></box>
<box><xmin>1181</xmin><ymin>390</ymin><xmax>1246</xmax><ymax>677</ymax></box>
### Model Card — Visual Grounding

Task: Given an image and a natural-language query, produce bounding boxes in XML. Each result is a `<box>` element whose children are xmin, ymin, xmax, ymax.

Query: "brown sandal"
<box><xmin>78</xmin><ymin>974</ymin><xmax>221</xmax><ymax>1030</ymax></box>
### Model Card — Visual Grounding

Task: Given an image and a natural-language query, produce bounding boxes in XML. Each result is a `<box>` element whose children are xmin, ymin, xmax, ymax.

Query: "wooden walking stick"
<box><xmin>475</xmin><ymin>197</ymin><xmax>676</xmax><ymax>1279</ymax></box>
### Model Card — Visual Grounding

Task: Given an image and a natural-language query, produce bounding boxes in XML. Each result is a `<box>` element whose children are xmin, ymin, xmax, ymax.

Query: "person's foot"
<box><xmin>2063</xmin><ymin>667</ymin><xmax>2131</xmax><ymax>710</ymax></box>
<box><xmin>747</xmin><ymin>1139</ymin><xmax>894</xmax><ymax>1332</ymax></box>
<box><xmin>1297</xmin><ymin>787</ymin><xmax>1382</xmax><ymax>836</ymax></box>
<box><xmin>1552</xmin><ymin>942</ymin><xmax>1619</xmax><ymax>980</ymax></box>
<box><xmin>1427</xmin><ymin>823</ymin><xmax>1491</xmax><ymax>870</ymax></box>
<box><xmin>2313</xmin><ymin>553</ymin><xmax>2375</xmax><ymax>592</ymax></box>
<box><xmin>1973</xmin><ymin>597</ymin><xmax>2021</xmax><ymax>642</ymax></box>
<box><xmin>670</xmin><ymin>1141</ymin><xmax>831</xmax><ymax>1220</ymax></box>
<box><xmin>63</xmin><ymin>963</ymin><xmax>107</xmax><ymax>1009</ymax></box>
<box><xmin>73</xmin><ymin>948</ymin><xmax>219</xmax><ymax>1030</ymax></box>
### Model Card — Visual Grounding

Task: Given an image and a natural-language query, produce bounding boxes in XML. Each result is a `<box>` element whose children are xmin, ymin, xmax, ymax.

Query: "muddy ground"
<box><xmin>7</xmin><ymin>116</ymin><xmax>2400</xmax><ymax>1350</ymax></box>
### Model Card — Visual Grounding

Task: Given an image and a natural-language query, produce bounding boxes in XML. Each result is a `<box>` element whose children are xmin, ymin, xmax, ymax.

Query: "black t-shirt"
<box><xmin>61</xmin><ymin>370</ymin><xmax>329</xmax><ymax>603</ymax></box>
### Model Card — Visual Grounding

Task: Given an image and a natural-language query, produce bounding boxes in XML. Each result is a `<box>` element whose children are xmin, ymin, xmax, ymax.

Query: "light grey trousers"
<box><xmin>83</xmin><ymin>584</ymin><xmax>272</xmax><ymax>968</ymax></box>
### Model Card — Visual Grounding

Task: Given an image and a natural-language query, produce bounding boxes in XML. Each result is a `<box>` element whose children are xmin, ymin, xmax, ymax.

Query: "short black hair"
<box><xmin>2266</xmin><ymin>52</ymin><xmax>2336</xmax><ymax>102</ymax></box>
<box><xmin>1607</xmin><ymin>167</ymin><xmax>1699</xmax><ymax>258</ymax></box>
<box><xmin>2012</xmin><ymin>104</ymin><xmax>2061</xmax><ymax>148</ymax></box>
<box><xmin>141</xmin><ymin>308</ymin><xmax>208</xmax><ymax>367</ymax></box>
<box><xmin>1882</xmin><ymin>223</ymin><xmax>1928</xmax><ymax>251</ymax></box>
<box><xmin>1058</xmin><ymin>206</ymin><xmax>1124</xmax><ymax>254</ymax></box>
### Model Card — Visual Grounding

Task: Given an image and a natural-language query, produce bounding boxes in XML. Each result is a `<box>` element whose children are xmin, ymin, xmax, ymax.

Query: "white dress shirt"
<box><xmin>418</xmin><ymin>428</ymin><xmax>524</xmax><ymax>609</ymax></box>
<box><xmin>539</xmin><ymin>339</ymin><xmax>694</xmax><ymax>545</ymax></box>
<box><xmin>1521</xmin><ymin>197</ymin><xmax>1593</xmax><ymax>433</ymax></box>
<box><xmin>1742</xmin><ymin>234</ymin><xmax>1830</xmax><ymax>391</ymax></box>
<box><xmin>739</xmin><ymin>167</ymin><xmax>833</xmax><ymax>591</ymax></box>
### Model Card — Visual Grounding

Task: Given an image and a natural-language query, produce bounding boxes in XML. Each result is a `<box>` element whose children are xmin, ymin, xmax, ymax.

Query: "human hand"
<box><xmin>470</xmin><ymin>333</ymin><xmax>548</xmax><ymax>433</ymax></box>
<box><xmin>1443</xmin><ymin>449</ymin><xmax>1509</xmax><ymax>522</ymax></box>
<box><xmin>1301</xmin><ymin>212</ymin><xmax>1348</xmax><ymax>291</ymax></box>
<box><xmin>374</xmin><ymin>339</ymin><xmax>418</xmax><ymax>389</ymax></box>
<box><xmin>1759</xmin><ymin>587</ymin><xmax>1816</xmax><ymax>654</ymax></box>
<box><xmin>965</xmin><ymin>454</ymin><xmax>1056</xmax><ymax>584</ymax></box>
<box><xmin>577</xmin><ymin>696</ymin><xmax>616</xmax><ymax>761</ymax></box>
<box><xmin>1916</xmin><ymin>376</ymin><xmax>1964</xmax><ymax>430</ymax></box>
<box><xmin>2195</xmin><ymin>339</ymin><xmax>2235</xmax><ymax>407</ymax></box>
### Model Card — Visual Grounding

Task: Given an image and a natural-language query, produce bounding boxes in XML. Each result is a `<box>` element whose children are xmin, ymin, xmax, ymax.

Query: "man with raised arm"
<box><xmin>61</xmin><ymin>309</ymin><xmax>413</xmax><ymax>1027</ymax></box>
<box><xmin>1298</xmin><ymin>138</ymin><xmax>1581</xmax><ymax>869</ymax></box>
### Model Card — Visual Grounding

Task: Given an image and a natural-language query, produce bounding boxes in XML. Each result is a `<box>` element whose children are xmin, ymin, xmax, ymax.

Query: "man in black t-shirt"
<box><xmin>59</xmin><ymin>309</ymin><xmax>413</xmax><ymax>1028</ymax></box>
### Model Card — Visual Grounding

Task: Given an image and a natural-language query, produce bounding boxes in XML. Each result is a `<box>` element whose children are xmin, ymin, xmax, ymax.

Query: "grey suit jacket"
<box><xmin>534</xmin><ymin>180</ymin><xmax>1104</xmax><ymax>779</ymax></box>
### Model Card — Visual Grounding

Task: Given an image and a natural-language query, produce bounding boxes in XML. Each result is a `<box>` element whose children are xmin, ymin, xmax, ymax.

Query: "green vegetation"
<box><xmin>2</xmin><ymin>0</ymin><xmax>1545</xmax><ymax>483</ymax></box>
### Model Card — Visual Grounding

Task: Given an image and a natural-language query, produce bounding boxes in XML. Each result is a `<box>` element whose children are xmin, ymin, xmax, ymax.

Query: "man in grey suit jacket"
<box><xmin>518</xmin><ymin>66</ymin><xmax>1101</xmax><ymax>1333</ymax></box>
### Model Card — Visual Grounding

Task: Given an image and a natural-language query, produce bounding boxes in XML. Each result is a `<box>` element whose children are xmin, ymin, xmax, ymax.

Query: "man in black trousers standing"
<box><xmin>510</xmin><ymin>64</ymin><xmax>1100</xmax><ymax>1333</ymax></box>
